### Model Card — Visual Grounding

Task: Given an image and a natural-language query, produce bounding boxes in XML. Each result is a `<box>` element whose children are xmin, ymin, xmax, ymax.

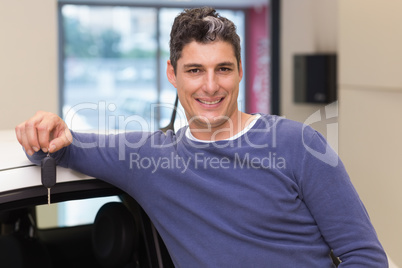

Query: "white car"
<box><xmin>0</xmin><ymin>130</ymin><xmax>173</xmax><ymax>268</ymax></box>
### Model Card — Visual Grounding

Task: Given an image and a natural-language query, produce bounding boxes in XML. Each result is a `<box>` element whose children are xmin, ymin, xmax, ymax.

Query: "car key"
<box><xmin>41</xmin><ymin>153</ymin><xmax>57</xmax><ymax>205</ymax></box>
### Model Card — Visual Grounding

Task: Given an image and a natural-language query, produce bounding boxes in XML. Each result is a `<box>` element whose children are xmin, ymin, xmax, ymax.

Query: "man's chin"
<box><xmin>189</xmin><ymin>116</ymin><xmax>231</xmax><ymax>130</ymax></box>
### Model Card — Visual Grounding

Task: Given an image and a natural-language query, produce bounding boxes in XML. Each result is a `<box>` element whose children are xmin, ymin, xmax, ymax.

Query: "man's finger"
<box><xmin>15</xmin><ymin>123</ymin><xmax>23</xmax><ymax>145</ymax></box>
<box><xmin>24</xmin><ymin>112</ymin><xmax>47</xmax><ymax>152</ymax></box>
<box><xmin>48</xmin><ymin>129</ymin><xmax>72</xmax><ymax>153</ymax></box>
<box><xmin>20</xmin><ymin>128</ymin><xmax>35</xmax><ymax>156</ymax></box>
<box><xmin>37</xmin><ymin>117</ymin><xmax>57</xmax><ymax>152</ymax></box>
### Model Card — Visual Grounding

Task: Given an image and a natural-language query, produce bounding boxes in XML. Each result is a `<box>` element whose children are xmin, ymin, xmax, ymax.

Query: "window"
<box><xmin>36</xmin><ymin>195</ymin><xmax>121</xmax><ymax>229</ymax></box>
<box><xmin>60</xmin><ymin>4</ymin><xmax>246</xmax><ymax>132</ymax></box>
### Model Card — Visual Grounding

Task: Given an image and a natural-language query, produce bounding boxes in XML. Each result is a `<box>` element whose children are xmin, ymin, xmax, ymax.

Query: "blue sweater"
<box><xmin>31</xmin><ymin>114</ymin><xmax>387</xmax><ymax>267</ymax></box>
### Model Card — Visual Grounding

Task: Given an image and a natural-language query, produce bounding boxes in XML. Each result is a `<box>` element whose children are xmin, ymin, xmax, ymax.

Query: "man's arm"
<box><xmin>16</xmin><ymin>111</ymin><xmax>154</xmax><ymax>192</ymax></box>
<box><xmin>298</xmin><ymin>130</ymin><xmax>388</xmax><ymax>267</ymax></box>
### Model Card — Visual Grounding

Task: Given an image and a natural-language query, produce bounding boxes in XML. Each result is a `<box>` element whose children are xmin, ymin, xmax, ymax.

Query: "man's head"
<box><xmin>166</xmin><ymin>7</ymin><xmax>245</xmax><ymax>140</ymax></box>
<box><xmin>169</xmin><ymin>7</ymin><xmax>241</xmax><ymax>74</ymax></box>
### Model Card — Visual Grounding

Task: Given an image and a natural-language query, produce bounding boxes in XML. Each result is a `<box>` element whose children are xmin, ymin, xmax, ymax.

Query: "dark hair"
<box><xmin>169</xmin><ymin>7</ymin><xmax>241</xmax><ymax>73</ymax></box>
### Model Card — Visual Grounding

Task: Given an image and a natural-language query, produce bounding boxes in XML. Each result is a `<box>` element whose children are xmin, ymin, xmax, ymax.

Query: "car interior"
<box><xmin>0</xmin><ymin>176</ymin><xmax>174</xmax><ymax>268</ymax></box>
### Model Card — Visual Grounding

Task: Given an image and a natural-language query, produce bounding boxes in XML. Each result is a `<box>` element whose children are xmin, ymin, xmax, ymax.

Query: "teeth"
<box><xmin>198</xmin><ymin>99</ymin><xmax>221</xmax><ymax>105</ymax></box>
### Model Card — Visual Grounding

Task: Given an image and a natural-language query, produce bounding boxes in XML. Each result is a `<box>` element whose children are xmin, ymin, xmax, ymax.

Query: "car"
<box><xmin>0</xmin><ymin>129</ymin><xmax>174</xmax><ymax>268</ymax></box>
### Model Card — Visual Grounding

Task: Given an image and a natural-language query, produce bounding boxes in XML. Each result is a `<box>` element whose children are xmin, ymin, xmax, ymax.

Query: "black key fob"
<box><xmin>41</xmin><ymin>156</ymin><xmax>56</xmax><ymax>189</ymax></box>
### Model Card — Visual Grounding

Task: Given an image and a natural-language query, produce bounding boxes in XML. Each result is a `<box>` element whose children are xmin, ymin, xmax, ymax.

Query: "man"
<box><xmin>16</xmin><ymin>7</ymin><xmax>387</xmax><ymax>267</ymax></box>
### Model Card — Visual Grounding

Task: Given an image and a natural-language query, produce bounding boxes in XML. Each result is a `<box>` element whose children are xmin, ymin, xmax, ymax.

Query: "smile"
<box><xmin>197</xmin><ymin>98</ymin><xmax>224</xmax><ymax>105</ymax></box>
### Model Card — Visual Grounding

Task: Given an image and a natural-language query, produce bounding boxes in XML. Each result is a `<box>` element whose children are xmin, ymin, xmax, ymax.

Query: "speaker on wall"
<box><xmin>294</xmin><ymin>54</ymin><xmax>337</xmax><ymax>104</ymax></box>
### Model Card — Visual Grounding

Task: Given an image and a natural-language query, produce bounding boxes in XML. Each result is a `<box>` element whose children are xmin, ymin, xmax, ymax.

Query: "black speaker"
<box><xmin>294</xmin><ymin>54</ymin><xmax>337</xmax><ymax>103</ymax></box>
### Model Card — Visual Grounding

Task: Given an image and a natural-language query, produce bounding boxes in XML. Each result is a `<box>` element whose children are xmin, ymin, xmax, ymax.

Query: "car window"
<box><xmin>36</xmin><ymin>195</ymin><xmax>121</xmax><ymax>229</ymax></box>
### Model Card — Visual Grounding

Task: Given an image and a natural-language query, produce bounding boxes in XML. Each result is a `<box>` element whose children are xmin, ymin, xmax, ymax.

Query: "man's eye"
<box><xmin>219</xmin><ymin>67</ymin><xmax>231</xmax><ymax>72</ymax></box>
<box><xmin>187</xmin><ymin>69</ymin><xmax>200</xmax><ymax>74</ymax></box>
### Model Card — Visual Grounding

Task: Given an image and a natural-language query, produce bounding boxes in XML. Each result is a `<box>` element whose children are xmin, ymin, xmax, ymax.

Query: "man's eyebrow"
<box><xmin>183</xmin><ymin>63</ymin><xmax>203</xmax><ymax>69</ymax></box>
<box><xmin>217</xmin><ymin>61</ymin><xmax>235</xmax><ymax>67</ymax></box>
<box><xmin>183</xmin><ymin>62</ymin><xmax>235</xmax><ymax>69</ymax></box>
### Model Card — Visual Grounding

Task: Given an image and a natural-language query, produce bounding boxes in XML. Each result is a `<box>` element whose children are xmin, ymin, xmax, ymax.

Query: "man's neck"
<box><xmin>188</xmin><ymin>111</ymin><xmax>256</xmax><ymax>141</ymax></box>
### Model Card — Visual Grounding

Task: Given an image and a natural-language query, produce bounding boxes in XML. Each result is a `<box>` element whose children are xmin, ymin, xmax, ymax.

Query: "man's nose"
<box><xmin>203</xmin><ymin>72</ymin><xmax>219</xmax><ymax>94</ymax></box>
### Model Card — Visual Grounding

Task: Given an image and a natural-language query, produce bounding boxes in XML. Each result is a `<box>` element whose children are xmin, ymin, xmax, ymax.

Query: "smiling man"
<box><xmin>167</xmin><ymin>40</ymin><xmax>251</xmax><ymax>140</ymax></box>
<box><xmin>16</xmin><ymin>7</ymin><xmax>387</xmax><ymax>267</ymax></box>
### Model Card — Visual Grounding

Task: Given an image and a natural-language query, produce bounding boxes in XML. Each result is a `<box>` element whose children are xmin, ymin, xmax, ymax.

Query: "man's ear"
<box><xmin>166</xmin><ymin>60</ymin><xmax>177</xmax><ymax>88</ymax></box>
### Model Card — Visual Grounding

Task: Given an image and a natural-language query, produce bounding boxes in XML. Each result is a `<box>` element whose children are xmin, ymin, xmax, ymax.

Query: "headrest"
<box><xmin>92</xmin><ymin>202</ymin><xmax>137</xmax><ymax>267</ymax></box>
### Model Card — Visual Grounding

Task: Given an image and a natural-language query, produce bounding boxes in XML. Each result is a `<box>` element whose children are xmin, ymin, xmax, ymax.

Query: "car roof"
<box><xmin>0</xmin><ymin>130</ymin><xmax>95</xmax><ymax>193</ymax></box>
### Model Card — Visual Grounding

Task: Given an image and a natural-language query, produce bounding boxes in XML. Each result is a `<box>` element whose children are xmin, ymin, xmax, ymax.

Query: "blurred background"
<box><xmin>1</xmin><ymin>0</ymin><xmax>401</xmax><ymax>266</ymax></box>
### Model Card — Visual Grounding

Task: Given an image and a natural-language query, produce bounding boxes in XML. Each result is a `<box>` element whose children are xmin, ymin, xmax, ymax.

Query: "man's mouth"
<box><xmin>197</xmin><ymin>98</ymin><xmax>224</xmax><ymax>105</ymax></box>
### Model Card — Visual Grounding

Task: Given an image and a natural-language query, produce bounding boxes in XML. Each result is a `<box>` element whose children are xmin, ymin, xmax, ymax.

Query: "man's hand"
<box><xmin>15</xmin><ymin>111</ymin><xmax>73</xmax><ymax>156</ymax></box>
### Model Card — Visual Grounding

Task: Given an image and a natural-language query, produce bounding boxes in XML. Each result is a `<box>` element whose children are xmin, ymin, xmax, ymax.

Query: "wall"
<box><xmin>0</xmin><ymin>1</ymin><xmax>58</xmax><ymax>130</ymax></box>
<box><xmin>281</xmin><ymin>0</ymin><xmax>338</xmax><ymax>140</ymax></box>
<box><xmin>282</xmin><ymin>0</ymin><xmax>401</xmax><ymax>265</ymax></box>
<box><xmin>338</xmin><ymin>0</ymin><xmax>402</xmax><ymax>265</ymax></box>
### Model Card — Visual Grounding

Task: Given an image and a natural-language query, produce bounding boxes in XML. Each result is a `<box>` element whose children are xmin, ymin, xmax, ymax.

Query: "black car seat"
<box><xmin>92</xmin><ymin>202</ymin><xmax>138</xmax><ymax>268</ymax></box>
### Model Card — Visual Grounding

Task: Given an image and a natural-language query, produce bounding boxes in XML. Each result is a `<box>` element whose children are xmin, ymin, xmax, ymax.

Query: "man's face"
<box><xmin>167</xmin><ymin>41</ymin><xmax>243</xmax><ymax>130</ymax></box>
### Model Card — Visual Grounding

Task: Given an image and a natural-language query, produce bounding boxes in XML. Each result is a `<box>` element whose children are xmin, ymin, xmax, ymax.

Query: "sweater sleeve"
<box><xmin>27</xmin><ymin>130</ymin><xmax>151</xmax><ymax>191</ymax></box>
<box><xmin>297</xmin><ymin>129</ymin><xmax>388</xmax><ymax>267</ymax></box>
